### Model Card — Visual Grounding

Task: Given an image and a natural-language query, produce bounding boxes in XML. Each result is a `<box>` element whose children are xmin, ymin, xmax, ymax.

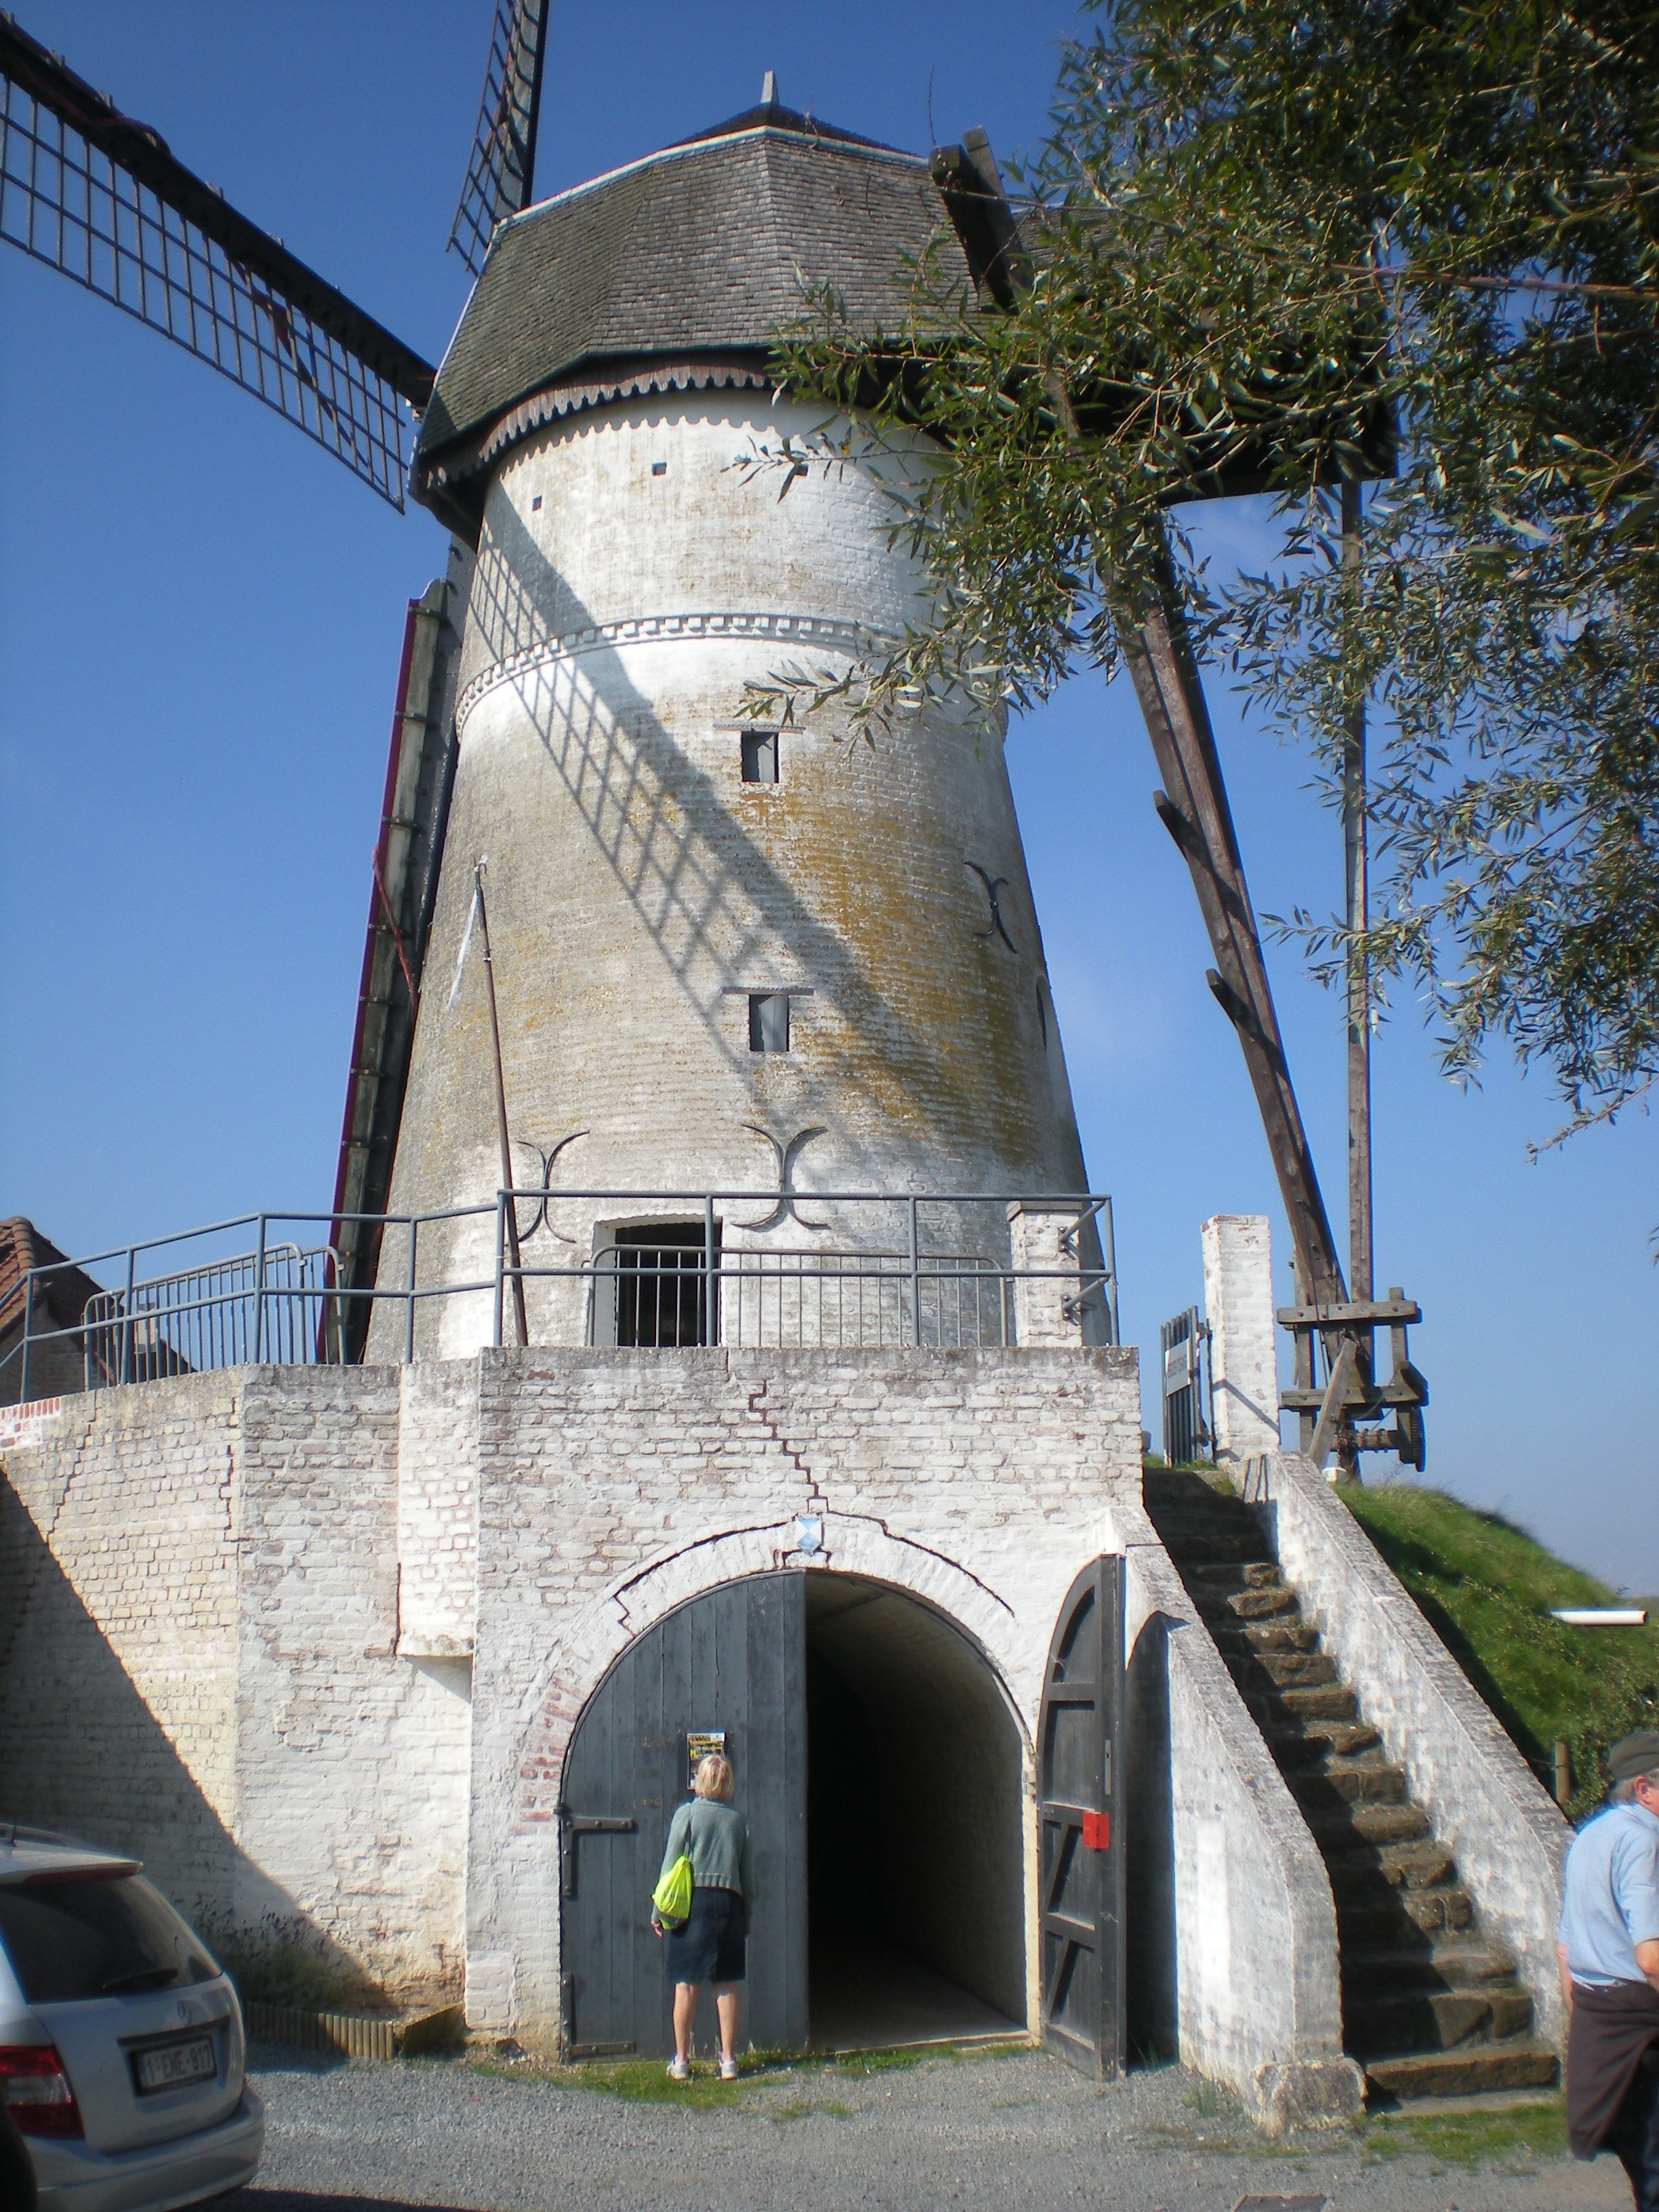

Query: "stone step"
<box><xmin>1234</xmin><ymin>1650</ymin><xmax>1340</xmax><ymax>1690</ymax></box>
<box><xmin>1307</xmin><ymin>1801</ymin><xmax>1432</xmax><ymax>1848</ymax></box>
<box><xmin>1338</xmin><ymin>1889</ymin><xmax>1477</xmax><ymax>1942</ymax></box>
<box><xmin>1205</xmin><ymin>1586</ymin><xmax>1300</xmax><ymax>1622</ymax></box>
<box><xmin>1183</xmin><ymin>1559</ymin><xmax>1281</xmax><ymax>1589</ymax></box>
<box><xmin>1340</xmin><ymin>1940</ymin><xmax>1519</xmax><ymax>1994</ymax></box>
<box><xmin>1246</xmin><ymin>1682</ymin><xmax>1359</xmax><ymax>1721</ymax></box>
<box><xmin>1221</xmin><ymin>1618</ymin><xmax>1322</xmax><ymax>1655</ymax></box>
<box><xmin>1264</xmin><ymin>1718</ymin><xmax>1382</xmax><ymax>1762</ymax></box>
<box><xmin>1286</xmin><ymin>1759</ymin><xmax>1410</xmax><ymax>1809</ymax></box>
<box><xmin>1345</xmin><ymin>1984</ymin><xmax>1535</xmax><ymax>2055</ymax></box>
<box><xmin>1325</xmin><ymin>1839</ymin><xmax>1458</xmax><ymax>1896</ymax></box>
<box><xmin>1363</xmin><ymin>2043</ymin><xmax>1559</xmax><ymax>2102</ymax></box>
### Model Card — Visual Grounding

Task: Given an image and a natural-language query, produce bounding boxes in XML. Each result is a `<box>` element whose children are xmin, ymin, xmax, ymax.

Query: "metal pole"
<box><xmin>908</xmin><ymin>1196</ymin><xmax>921</xmax><ymax>1349</ymax></box>
<box><xmin>122</xmin><ymin>1244</ymin><xmax>135</xmax><ymax>1385</ymax></box>
<box><xmin>493</xmin><ymin>1193</ymin><xmax>506</xmax><ymax>1350</ymax></box>
<box><xmin>20</xmin><ymin>1267</ymin><xmax>32</xmax><ymax>1405</ymax></box>
<box><xmin>473</xmin><ymin>861</ymin><xmax>530</xmax><ymax>1349</ymax></box>
<box><xmin>1102</xmin><ymin>1197</ymin><xmax>1120</xmax><ymax>1347</ymax></box>
<box><xmin>703</xmin><ymin>1194</ymin><xmax>716</xmax><ymax>1349</ymax></box>
<box><xmin>405</xmin><ymin>1217</ymin><xmax>419</xmax><ymax>1366</ymax></box>
<box><xmin>253</xmin><ymin>1215</ymin><xmax>267</xmax><ymax>1364</ymax></box>
<box><xmin>1342</xmin><ymin>477</ymin><xmax>1374</xmax><ymax>1307</ymax></box>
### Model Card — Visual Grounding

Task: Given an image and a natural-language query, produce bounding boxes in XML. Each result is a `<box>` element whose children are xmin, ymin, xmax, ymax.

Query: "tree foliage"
<box><xmin>758</xmin><ymin>0</ymin><xmax>1659</xmax><ymax>1140</ymax></box>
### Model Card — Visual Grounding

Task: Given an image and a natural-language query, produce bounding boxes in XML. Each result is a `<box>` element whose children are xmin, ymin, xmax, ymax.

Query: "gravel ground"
<box><xmin>239</xmin><ymin>2041</ymin><xmax>1635</xmax><ymax>2212</ymax></box>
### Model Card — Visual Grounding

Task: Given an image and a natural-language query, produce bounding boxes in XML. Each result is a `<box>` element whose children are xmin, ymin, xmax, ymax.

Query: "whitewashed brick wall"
<box><xmin>1202</xmin><ymin>1214</ymin><xmax>1283</xmax><ymax>1460</ymax></box>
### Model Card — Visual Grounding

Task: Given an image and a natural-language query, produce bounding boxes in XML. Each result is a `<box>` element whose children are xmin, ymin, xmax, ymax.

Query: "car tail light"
<box><xmin>0</xmin><ymin>2044</ymin><xmax>85</xmax><ymax>2138</ymax></box>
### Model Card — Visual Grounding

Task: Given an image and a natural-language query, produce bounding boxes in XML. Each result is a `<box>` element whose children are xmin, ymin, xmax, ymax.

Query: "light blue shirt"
<box><xmin>1559</xmin><ymin>1799</ymin><xmax>1659</xmax><ymax>1988</ymax></box>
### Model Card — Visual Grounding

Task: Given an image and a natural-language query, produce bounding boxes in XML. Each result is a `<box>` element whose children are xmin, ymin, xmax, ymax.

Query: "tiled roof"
<box><xmin>412</xmin><ymin>108</ymin><xmax>971</xmax><ymax>523</ymax></box>
<box><xmin>0</xmin><ymin>1218</ymin><xmax>102</xmax><ymax>1334</ymax></box>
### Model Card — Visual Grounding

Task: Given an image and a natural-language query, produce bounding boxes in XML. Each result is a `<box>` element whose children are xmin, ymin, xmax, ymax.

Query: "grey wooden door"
<box><xmin>558</xmin><ymin>1572</ymin><xmax>808</xmax><ymax>2058</ymax></box>
<box><xmin>1038</xmin><ymin>1556</ymin><xmax>1126</xmax><ymax>2077</ymax></box>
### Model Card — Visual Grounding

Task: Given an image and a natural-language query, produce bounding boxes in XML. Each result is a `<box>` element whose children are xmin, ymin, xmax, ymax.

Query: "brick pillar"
<box><xmin>1007</xmin><ymin>1202</ymin><xmax>1086</xmax><ymax>1348</ymax></box>
<box><xmin>1201</xmin><ymin>1214</ymin><xmax>1282</xmax><ymax>1460</ymax></box>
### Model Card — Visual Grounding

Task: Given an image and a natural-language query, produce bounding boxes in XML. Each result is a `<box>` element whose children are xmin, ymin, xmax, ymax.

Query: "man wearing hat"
<box><xmin>1559</xmin><ymin>1729</ymin><xmax>1659</xmax><ymax>2208</ymax></box>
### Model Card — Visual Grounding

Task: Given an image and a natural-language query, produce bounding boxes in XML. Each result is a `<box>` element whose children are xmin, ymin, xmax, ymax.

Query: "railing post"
<box><xmin>1102</xmin><ymin>1196</ymin><xmax>1120</xmax><ymax>1345</ymax></box>
<box><xmin>121</xmin><ymin>1244</ymin><xmax>136</xmax><ymax>1385</ymax></box>
<box><xmin>703</xmin><ymin>1194</ymin><xmax>716</xmax><ymax>1349</ymax></box>
<box><xmin>251</xmin><ymin>1215</ymin><xmax>267</xmax><ymax>1364</ymax></box>
<box><xmin>908</xmin><ymin>1196</ymin><xmax>921</xmax><ymax>1349</ymax></box>
<box><xmin>405</xmin><ymin>1218</ymin><xmax>419</xmax><ymax>1366</ymax></box>
<box><xmin>493</xmin><ymin>1193</ymin><xmax>506</xmax><ymax>1350</ymax></box>
<box><xmin>20</xmin><ymin>1266</ymin><xmax>33</xmax><ymax>1405</ymax></box>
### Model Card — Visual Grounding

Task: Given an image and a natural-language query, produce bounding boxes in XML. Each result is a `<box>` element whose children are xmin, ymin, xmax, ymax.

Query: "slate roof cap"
<box><xmin>412</xmin><ymin>103</ymin><xmax>972</xmax><ymax>534</ymax></box>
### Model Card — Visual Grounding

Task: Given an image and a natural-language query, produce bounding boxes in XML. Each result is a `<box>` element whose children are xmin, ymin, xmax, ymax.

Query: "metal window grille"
<box><xmin>611</xmin><ymin>1226</ymin><xmax>716</xmax><ymax>1349</ymax></box>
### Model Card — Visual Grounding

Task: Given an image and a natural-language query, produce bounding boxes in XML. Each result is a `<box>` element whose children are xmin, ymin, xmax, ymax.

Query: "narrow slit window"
<box><xmin>741</xmin><ymin>730</ymin><xmax>778</xmax><ymax>783</ymax></box>
<box><xmin>749</xmin><ymin>992</ymin><xmax>790</xmax><ymax>1052</ymax></box>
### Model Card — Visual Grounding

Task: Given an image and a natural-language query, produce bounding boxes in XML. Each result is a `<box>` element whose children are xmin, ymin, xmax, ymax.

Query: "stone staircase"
<box><xmin>1143</xmin><ymin>1466</ymin><xmax>1558</xmax><ymax>2102</ymax></box>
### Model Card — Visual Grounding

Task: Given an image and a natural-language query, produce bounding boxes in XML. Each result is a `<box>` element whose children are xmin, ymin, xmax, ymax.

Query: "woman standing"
<box><xmin>653</xmin><ymin>1753</ymin><xmax>754</xmax><ymax>2080</ymax></box>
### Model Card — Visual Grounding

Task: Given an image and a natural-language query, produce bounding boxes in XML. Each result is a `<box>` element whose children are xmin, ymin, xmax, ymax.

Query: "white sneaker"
<box><xmin>667</xmin><ymin>2055</ymin><xmax>690</xmax><ymax>2081</ymax></box>
<box><xmin>719</xmin><ymin>2056</ymin><xmax>739</xmax><ymax>2081</ymax></box>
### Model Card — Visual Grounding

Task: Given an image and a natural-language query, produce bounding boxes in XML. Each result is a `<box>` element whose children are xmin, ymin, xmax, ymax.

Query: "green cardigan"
<box><xmin>659</xmin><ymin>1798</ymin><xmax>754</xmax><ymax>1910</ymax></box>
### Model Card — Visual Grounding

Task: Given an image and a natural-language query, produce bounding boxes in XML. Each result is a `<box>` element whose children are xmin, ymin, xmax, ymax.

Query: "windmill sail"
<box><xmin>448</xmin><ymin>0</ymin><xmax>549</xmax><ymax>279</ymax></box>
<box><xmin>0</xmin><ymin>16</ymin><xmax>434</xmax><ymax>508</ymax></box>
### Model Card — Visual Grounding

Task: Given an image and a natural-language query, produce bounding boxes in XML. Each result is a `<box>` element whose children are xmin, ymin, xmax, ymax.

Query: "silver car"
<box><xmin>0</xmin><ymin>1827</ymin><xmax>263</xmax><ymax>2211</ymax></box>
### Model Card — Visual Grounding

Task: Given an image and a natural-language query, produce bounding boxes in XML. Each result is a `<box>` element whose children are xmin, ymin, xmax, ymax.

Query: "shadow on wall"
<box><xmin>466</xmin><ymin>484</ymin><xmax>1054</xmax><ymax>1176</ymax></box>
<box><xmin>0</xmin><ymin>1473</ymin><xmax>380</xmax><ymax>2013</ymax></box>
<box><xmin>1125</xmin><ymin>1612</ymin><xmax>1178</xmax><ymax>2064</ymax></box>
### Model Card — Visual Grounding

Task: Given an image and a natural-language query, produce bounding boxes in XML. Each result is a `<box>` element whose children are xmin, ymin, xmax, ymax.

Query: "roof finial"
<box><xmin>761</xmin><ymin>70</ymin><xmax>778</xmax><ymax>106</ymax></box>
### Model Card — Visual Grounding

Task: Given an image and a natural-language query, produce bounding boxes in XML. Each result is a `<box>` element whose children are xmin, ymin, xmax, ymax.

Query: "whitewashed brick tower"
<box><xmin>375</xmin><ymin>91</ymin><xmax>1097</xmax><ymax>1355</ymax></box>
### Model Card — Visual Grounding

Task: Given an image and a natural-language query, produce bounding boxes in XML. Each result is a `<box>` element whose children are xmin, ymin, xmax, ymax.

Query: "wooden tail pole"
<box><xmin>474</xmin><ymin>861</ymin><xmax>531</xmax><ymax>1350</ymax></box>
<box><xmin>1119</xmin><ymin>554</ymin><xmax>1347</xmax><ymax>1313</ymax></box>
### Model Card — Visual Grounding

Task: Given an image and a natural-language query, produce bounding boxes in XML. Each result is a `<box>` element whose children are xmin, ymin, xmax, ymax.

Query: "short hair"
<box><xmin>693</xmin><ymin>1753</ymin><xmax>734</xmax><ymax>1802</ymax></box>
<box><xmin>1611</xmin><ymin>1768</ymin><xmax>1659</xmax><ymax>1804</ymax></box>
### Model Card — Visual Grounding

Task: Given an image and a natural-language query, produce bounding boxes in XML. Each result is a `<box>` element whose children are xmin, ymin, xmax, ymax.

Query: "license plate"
<box><xmin>134</xmin><ymin>2034</ymin><xmax>216</xmax><ymax>2094</ymax></box>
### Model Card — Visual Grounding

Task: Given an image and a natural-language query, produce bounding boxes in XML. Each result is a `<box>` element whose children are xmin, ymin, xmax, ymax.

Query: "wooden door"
<box><xmin>1038</xmin><ymin>1556</ymin><xmax>1126</xmax><ymax>2076</ymax></box>
<box><xmin>558</xmin><ymin>1572</ymin><xmax>807</xmax><ymax>2058</ymax></box>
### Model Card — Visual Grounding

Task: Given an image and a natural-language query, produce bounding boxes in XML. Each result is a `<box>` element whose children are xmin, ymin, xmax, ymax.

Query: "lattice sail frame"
<box><xmin>0</xmin><ymin>20</ymin><xmax>434</xmax><ymax>509</ymax></box>
<box><xmin>449</xmin><ymin>0</ymin><xmax>549</xmax><ymax>279</ymax></box>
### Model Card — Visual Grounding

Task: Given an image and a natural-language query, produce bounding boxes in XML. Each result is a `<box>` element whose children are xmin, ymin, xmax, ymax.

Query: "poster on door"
<box><xmin>686</xmin><ymin>1730</ymin><xmax>726</xmax><ymax>1788</ymax></box>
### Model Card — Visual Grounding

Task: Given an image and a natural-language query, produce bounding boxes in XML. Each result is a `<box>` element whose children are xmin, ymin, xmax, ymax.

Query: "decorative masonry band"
<box><xmin>454</xmin><ymin>611</ymin><xmax>893</xmax><ymax>734</ymax></box>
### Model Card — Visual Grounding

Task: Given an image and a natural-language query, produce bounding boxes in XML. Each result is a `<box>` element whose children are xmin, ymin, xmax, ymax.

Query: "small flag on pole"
<box><xmin>447</xmin><ymin>867</ymin><xmax>485</xmax><ymax>1013</ymax></box>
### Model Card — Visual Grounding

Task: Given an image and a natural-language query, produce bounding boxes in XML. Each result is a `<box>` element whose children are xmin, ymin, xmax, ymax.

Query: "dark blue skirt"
<box><xmin>665</xmin><ymin>1885</ymin><xmax>746</xmax><ymax>1985</ymax></box>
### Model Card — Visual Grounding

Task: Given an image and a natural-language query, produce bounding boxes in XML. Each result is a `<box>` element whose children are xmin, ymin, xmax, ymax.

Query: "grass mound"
<box><xmin>1338</xmin><ymin>1482</ymin><xmax>1659</xmax><ymax>1818</ymax></box>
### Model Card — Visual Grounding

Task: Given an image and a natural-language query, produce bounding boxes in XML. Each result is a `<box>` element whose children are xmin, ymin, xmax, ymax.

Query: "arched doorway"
<box><xmin>806</xmin><ymin>1573</ymin><xmax>1026</xmax><ymax>2047</ymax></box>
<box><xmin>556</xmin><ymin>1568</ymin><xmax>1028</xmax><ymax>2060</ymax></box>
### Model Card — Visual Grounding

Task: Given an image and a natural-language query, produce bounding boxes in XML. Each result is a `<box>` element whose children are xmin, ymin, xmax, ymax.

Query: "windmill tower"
<box><xmin>371</xmin><ymin>84</ymin><xmax>1103</xmax><ymax>1358</ymax></box>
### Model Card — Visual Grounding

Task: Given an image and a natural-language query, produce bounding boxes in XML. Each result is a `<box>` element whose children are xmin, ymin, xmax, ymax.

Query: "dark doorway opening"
<box><xmin>804</xmin><ymin>1575</ymin><xmax>1026</xmax><ymax>2050</ymax></box>
<box><xmin>613</xmin><ymin>1223</ymin><xmax>718</xmax><ymax>1347</ymax></box>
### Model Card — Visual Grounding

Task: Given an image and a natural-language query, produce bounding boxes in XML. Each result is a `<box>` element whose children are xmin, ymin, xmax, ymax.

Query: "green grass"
<box><xmin>1338</xmin><ymin>1482</ymin><xmax>1659</xmax><ymax>1818</ymax></box>
<box><xmin>1361</xmin><ymin>2095</ymin><xmax>1567</xmax><ymax>2168</ymax></box>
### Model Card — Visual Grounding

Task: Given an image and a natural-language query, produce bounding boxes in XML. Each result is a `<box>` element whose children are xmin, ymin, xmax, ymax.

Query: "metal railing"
<box><xmin>1</xmin><ymin>1190</ymin><xmax>1117</xmax><ymax>1405</ymax></box>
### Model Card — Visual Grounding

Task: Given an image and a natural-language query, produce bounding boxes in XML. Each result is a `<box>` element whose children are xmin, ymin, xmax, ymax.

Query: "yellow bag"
<box><xmin>652</xmin><ymin>1851</ymin><xmax>693</xmax><ymax>1930</ymax></box>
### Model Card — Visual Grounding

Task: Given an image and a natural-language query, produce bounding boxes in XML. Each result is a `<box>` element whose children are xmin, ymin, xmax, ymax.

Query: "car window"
<box><xmin>0</xmin><ymin>1875</ymin><xmax>220</xmax><ymax>2005</ymax></box>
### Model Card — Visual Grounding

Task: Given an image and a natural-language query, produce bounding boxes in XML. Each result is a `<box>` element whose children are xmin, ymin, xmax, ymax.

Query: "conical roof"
<box><xmin>411</xmin><ymin>97</ymin><xmax>972</xmax><ymax>534</ymax></box>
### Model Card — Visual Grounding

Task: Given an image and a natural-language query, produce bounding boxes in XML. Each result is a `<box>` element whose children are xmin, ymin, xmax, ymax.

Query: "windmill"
<box><xmin>1</xmin><ymin>7</ymin><xmax>1422</xmax><ymax>1464</ymax></box>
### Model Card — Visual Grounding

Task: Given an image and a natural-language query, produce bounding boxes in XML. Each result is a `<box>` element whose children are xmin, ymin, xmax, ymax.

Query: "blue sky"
<box><xmin>3</xmin><ymin>1</ymin><xmax>1655</xmax><ymax>1592</ymax></box>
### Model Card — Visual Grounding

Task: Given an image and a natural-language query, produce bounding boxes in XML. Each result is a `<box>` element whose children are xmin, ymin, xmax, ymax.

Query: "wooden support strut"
<box><xmin>1121</xmin><ymin>564</ymin><xmax>1347</xmax><ymax>1313</ymax></box>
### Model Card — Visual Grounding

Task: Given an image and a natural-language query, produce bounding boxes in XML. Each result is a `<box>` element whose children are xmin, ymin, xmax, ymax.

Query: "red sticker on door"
<box><xmin>1082</xmin><ymin>1810</ymin><xmax>1110</xmax><ymax>1851</ymax></box>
